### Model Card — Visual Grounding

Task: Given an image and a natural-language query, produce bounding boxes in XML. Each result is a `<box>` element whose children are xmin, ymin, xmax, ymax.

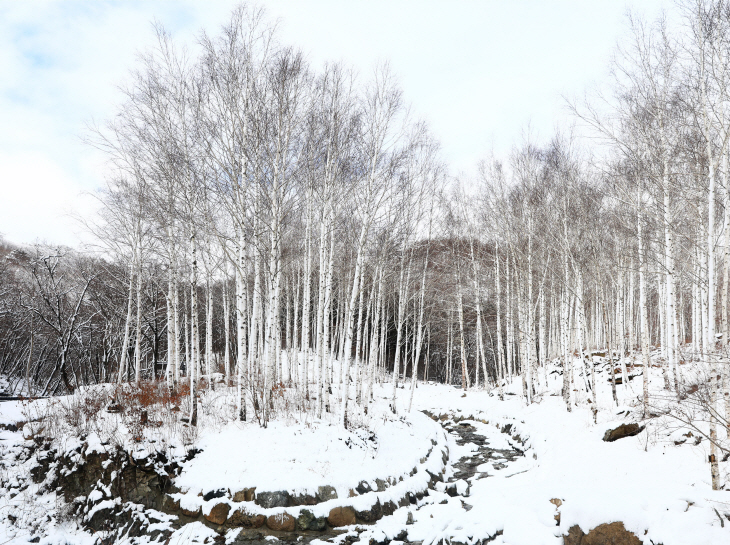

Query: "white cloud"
<box><xmin>0</xmin><ymin>150</ymin><xmax>97</xmax><ymax>245</ymax></box>
<box><xmin>0</xmin><ymin>0</ymin><xmax>673</xmax><ymax>247</ymax></box>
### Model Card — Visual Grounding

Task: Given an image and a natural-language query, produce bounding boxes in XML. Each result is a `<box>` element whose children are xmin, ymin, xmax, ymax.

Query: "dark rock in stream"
<box><xmin>443</xmin><ymin>420</ymin><xmax>523</xmax><ymax>484</ymax></box>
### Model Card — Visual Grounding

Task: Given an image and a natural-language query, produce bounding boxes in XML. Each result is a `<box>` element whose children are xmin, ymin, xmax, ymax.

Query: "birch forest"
<box><xmin>4</xmin><ymin>1</ymin><xmax>730</xmax><ymax>488</ymax></box>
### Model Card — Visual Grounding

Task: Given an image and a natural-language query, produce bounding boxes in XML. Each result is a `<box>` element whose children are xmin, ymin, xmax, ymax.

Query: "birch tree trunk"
<box><xmin>190</xmin><ymin>233</ymin><xmax>200</xmax><ymax>426</ymax></box>
<box><xmin>355</xmin><ymin>275</ymin><xmax>375</xmax><ymax>405</ymax></box>
<box><xmin>408</xmin><ymin>244</ymin><xmax>430</xmax><ymax>411</ymax></box>
<box><xmin>117</xmin><ymin>260</ymin><xmax>135</xmax><ymax>384</ymax></box>
<box><xmin>206</xmin><ymin>276</ymin><xmax>213</xmax><ymax>388</ymax></box>
<box><xmin>561</xmin><ymin>263</ymin><xmax>571</xmax><ymax>410</ymax></box>
<box><xmin>457</xmin><ymin>269</ymin><xmax>470</xmax><ymax>391</ymax></box>
<box><xmin>166</xmin><ymin>232</ymin><xmax>176</xmax><ymax>384</ymax></box>
<box><xmin>506</xmin><ymin>251</ymin><xmax>514</xmax><ymax>381</ymax></box>
<box><xmin>639</xmin><ymin>192</ymin><xmax>651</xmax><ymax>416</ymax></box>
<box><xmin>340</xmin><ymin>236</ymin><xmax>367</xmax><ymax>427</ymax></box>
<box><xmin>223</xmin><ymin>268</ymin><xmax>231</xmax><ymax>387</ymax></box>
<box><xmin>495</xmin><ymin>244</ymin><xmax>505</xmax><ymax>399</ymax></box>
<box><xmin>134</xmin><ymin>241</ymin><xmax>143</xmax><ymax>385</ymax></box>
<box><xmin>365</xmin><ymin>270</ymin><xmax>383</xmax><ymax>408</ymax></box>
<box><xmin>301</xmin><ymin>195</ymin><xmax>313</xmax><ymax>400</ymax></box>
<box><xmin>236</xmin><ymin>232</ymin><xmax>247</xmax><ymax>421</ymax></box>
<box><xmin>390</xmin><ymin>245</ymin><xmax>412</xmax><ymax>413</ymax></box>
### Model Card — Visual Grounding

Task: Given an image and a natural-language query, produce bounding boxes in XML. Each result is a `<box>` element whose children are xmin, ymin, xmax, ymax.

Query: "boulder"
<box><xmin>256</xmin><ymin>490</ymin><xmax>290</xmax><ymax>508</ymax></box>
<box><xmin>204</xmin><ymin>502</ymin><xmax>230</xmax><ymax>525</ymax></box>
<box><xmin>327</xmin><ymin>506</ymin><xmax>356</xmax><ymax>527</ymax></box>
<box><xmin>583</xmin><ymin>522</ymin><xmax>642</xmax><ymax>545</ymax></box>
<box><xmin>266</xmin><ymin>512</ymin><xmax>296</xmax><ymax>531</ymax></box>
<box><xmin>426</xmin><ymin>470</ymin><xmax>442</xmax><ymax>488</ymax></box>
<box><xmin>297</xmin><ymin>509</ymin><xmax>314</xmax><ymax>531</ymax></box>
<box><xmin>290</xmin><ymin>492</ymin><xmax>317</xmax><ymax>506</ymax></box>
<box><xmin>86</xmin><ymin>505</ymin><xmax>115</xmax><ymax>532</ymax></box>
<box><xmin>355</xmin><ymin>480</ymin><xmax>372</xmax><ymax>494</ymax></box>
<box><xmin>203</xmin><ymin>489</ymin><xmax>226</xmax><ymax>501</ymax></box>
<box><xmin>564</xmin><ymin>522</ymin><xmax>642</xmax><ymax>545</ymax></box>
<box><xmin>602</xmin><ymin>424</ymin><xmax>645</xmax><ymax>442</ymax></box>
<box><xmin>316</xmin><ymin>485</ymin><xmax>338</xmax><ymax>502</ymax></box>
<box><xmin>398</xmin><ymin>493</ymin><xmax>412</xmax><ymax>508</ymax></box>
<box><xmin>309</xmin><ymin>515</ymin><xmax>327</xmax><ymax>531</ymax></box>
<box><xmin>161</xmin><ymin>495</ymin><xmax>180</xmax><ymax>512</ymax></box>
<box><xmin>382</xmin><ymin>501</ymin><xmax>397</xmax><ymax>517</ymax></box>
<box><xmin>180</xmin><ymin>504</ymin><xmax>201</xmax><ymax>518</ymax></box>
<box><xmin>356</xmin><ymin>498</ymin><xmax>383</xmax><ymax>523</ymax></box>
<box><xmin>564</xmin><ymin>525</ymin><xmax>584</xmax><ymax>545</ymax></box>
<box><xmin>232</xmin><ymin>487</ymin><xmax>256</xmax><ymax>502</ymax></box>
<box><xmin>297</xmin><ymin>509</ymin><xmax>327</xmax><ymax>531</ymax></box>
<box><xmin>227</xmin><ymin>507</ymin><xmax>265</xmax><ymax>528</ymax></box>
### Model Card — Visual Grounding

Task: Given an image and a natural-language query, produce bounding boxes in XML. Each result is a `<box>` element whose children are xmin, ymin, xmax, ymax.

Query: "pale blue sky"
<box><xmin>0</xmin><ymin>0</ymin><xmax>671</xmax><ymax>246</ymax></box>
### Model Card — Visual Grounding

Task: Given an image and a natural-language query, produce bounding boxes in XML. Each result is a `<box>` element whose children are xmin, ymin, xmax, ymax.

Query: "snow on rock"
<box><xmin>167</xmin><ymin>521</ymin><xmax>217</xmax><ymax>544</ymax></box>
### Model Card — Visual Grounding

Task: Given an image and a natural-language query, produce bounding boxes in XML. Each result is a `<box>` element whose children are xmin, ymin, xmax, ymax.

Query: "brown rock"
<box><xmin>327</xmin><ymin>506</ymin><xmax>356</xmax><ymax>527</ymax></box>
<box><xmin>162</xmin><ymin>495</ymin><xmax>180</xmax><ymax>512</ymax></box>
<box><xmin>564</xmin><ymin>522</ymin><xmax>642</xmax><ymax>545</ymax></box>
<box><xmin>227</xmin><ymin>508</ymin><xmax>265</xmax><ymax>528</ymax></box>
<box><xmin>180</xmin><ymin>504</ymin><xmax>201</xmax><ymax>518</ymax></box>
<box><xmin>204</xmin><ymin>502</ymin><xmax>230</xmax><ymax>525</ymax></box>
<box><xmin>564</xmin><ymin>525</ymin><xmax>585</xmax><ymax>545</ymax></box>
<box><xmin>290</xmin><ymin>493</ymin><xmax>317</xmax><ymax>506</ymax></box>
<box><xmin>232</xmin><ymin>487</ymin><xmax>256</xmax><ymax>502</ymax></box>
<box><xmin>266</xmin><ymin>512</ymin><xmax>296</xmax><ymax>531</ymax></box>
<box><xmin>602</xmin><ymin>423</ymin><xmax>645</xmax><ymax>442</ymax></box>
<box><xmin>583</xmin><ymin>522</ymin><xmax>642</xmax><ymax>545</ymax></box>
<box><xmin>316</xmin><ymin>485</ymin><xmax>338</xmax><ymax>502</ymax></box>
<box><xmin>550</xmin><ymin>498</ymin><xmax>562</xmax><ymax>526</ymax></box>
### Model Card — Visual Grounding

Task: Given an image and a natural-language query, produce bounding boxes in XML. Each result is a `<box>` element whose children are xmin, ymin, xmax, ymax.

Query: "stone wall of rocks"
<box><xmin>163</xmin><ymin>423</ymin><xmax>449</xmax><ymax>534</ymax></box>
<box><xmin>27</xmin><ymin>415</ymin><xmax>449</xmax><ymax>540</ymax></box>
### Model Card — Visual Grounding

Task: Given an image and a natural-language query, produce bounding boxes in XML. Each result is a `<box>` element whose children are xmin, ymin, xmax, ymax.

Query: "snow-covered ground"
<box><xmin>176</xmin><ymin>413</ymin><xmax>440</xmax><ymax>496</ymax></box>
<box><xmin>0</xmin><ymin>351</ymin><xmax>728</xmax><ymax>544</ymax></box>
<box><xmin>400</xmin><ymin>383</ymin><xmax>729</xmax><ymax>545</ymax></box>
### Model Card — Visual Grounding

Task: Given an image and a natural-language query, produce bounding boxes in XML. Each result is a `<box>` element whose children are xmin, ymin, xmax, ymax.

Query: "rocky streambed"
<box><xmin>340</xmin><ymin>412</ymin><xmax>645</xmax><ymax>545</ymax></box>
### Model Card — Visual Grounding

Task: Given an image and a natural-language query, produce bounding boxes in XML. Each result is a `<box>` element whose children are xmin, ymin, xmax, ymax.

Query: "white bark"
<box><xmin>117</xmin><ymin>260</ymin><xmax>135</xmax><ymax>384</ymax></box>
